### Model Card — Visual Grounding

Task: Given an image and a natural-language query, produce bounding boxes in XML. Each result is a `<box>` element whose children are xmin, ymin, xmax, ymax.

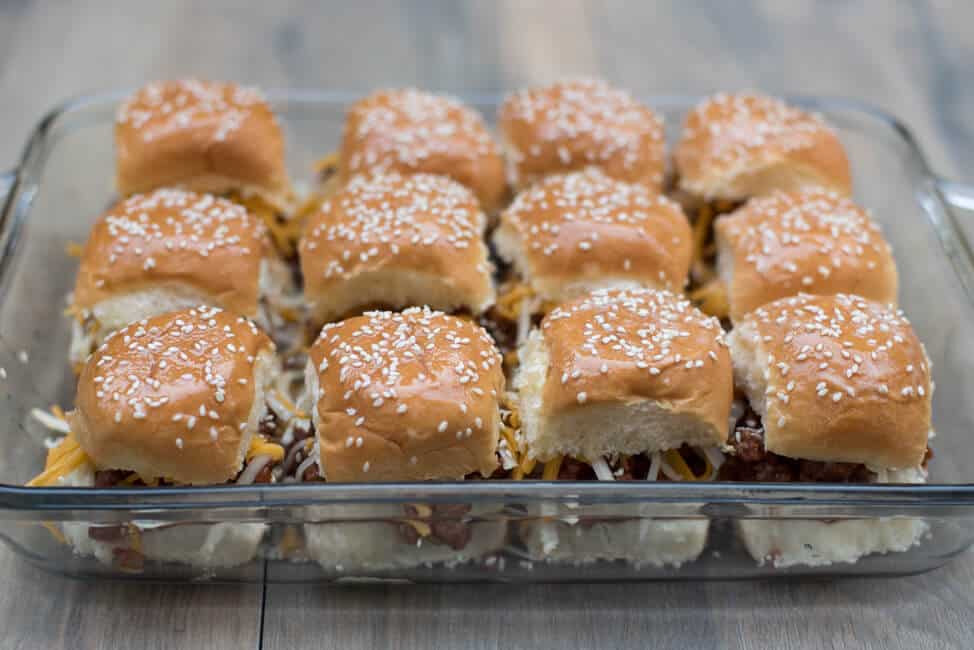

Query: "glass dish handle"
<box><xmin>0</xmin><ymin>169</ymin><xmax>14</xmax><ymax>206</ymax></box>
<box><xmin>938</xmin><ymin>178</ymin><xmax>974</xmax><ymax>218</ymax></box>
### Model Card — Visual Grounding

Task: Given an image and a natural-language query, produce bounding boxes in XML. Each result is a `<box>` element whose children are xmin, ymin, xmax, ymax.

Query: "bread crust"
<box><xmin>115</xmin><ymin>80</ymin><xmax>290</xmax><ymax>204</ymax></box>
<box><xmin>499</xmin><ymin>79</ymin><xmax>666</xmax><ymax>192</ymax></box>
<box><xmin>715</xmin><ymin>188</ymin><xmax>897</xmax><ymax>321</ymax></box>
<box><xmin>299</xmin><ymin>173</ymin><xmax>495</xmax><ymax>323</ymax></box>
<box><xmin>339</xmin><ymin>88</ymin><xmax>506</xmax><ymax>214</ymax></box>
<box><xmin>69</xmin><ymin>306</ymin><xmax>275</xmax><ymax>484</ymax></box>
<box><xmin>675</xmin><ymin>92</ymin><xmax>852</xmax><ymax>201</ymax></box>
<box><xmin>727</xmin><ymin>293</ymin><xmax>931</xmax><ymax>469</ymax></box>
<box><xmin>74</xmin><ymin>189</ymin><xmax>268</xmax><ymax>319</ymax></box>
<box><xmin>307</xmin><ymin>307</ymin><xmax>504</xmax><ymax>482</ymax></box>
<box><xmin>493</xmin><ymin>170</ymin><xmax>691</xmax><ymax>302</ymax></box>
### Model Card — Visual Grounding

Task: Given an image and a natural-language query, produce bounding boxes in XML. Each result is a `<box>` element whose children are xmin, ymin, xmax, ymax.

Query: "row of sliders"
<box><xmin>30</xmin><ymin>78</ymin><xmax>932</xmax><ymax>572</ymax></box>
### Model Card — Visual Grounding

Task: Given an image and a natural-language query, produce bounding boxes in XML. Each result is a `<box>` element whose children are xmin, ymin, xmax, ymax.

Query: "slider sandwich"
<box><xmin>512</xmin><ymin>288</ymin><xmax>732</xmax><ymax>567</ymax></box>
<box><xmin>68</xmin><ymin>189</ymin><xmax>299</xmax><ymax>368</ymax></box>
<box><xmin>490</xmin><ymin>169</ymin><xmax>691</xmax><ymax>367</ymax></box>
<box><xmin>721</xmin><ymin>293</ymin><xmax>933</xmax><ymax>567</ymax></box>
<box><xmin>29</xmin><ymin>307</ymin><xmax>285</xmax><ymax>570</ymax></box>
<box><xmin>673</xmin><ymin>92</ymin><xmax>853</xmax><ymax>313</ymax></box>
<box><xmin>115</xmin><ymin>79</ymin><xmax>299</xmax><ymax>256</ymax></box>
<box><xmin>332</xmin><ymin>88</ymin><xmax>507</xmax><ymax>216</ymax></box>
<box><xmin>712</xmin><ymin>188</ymin><xmax>897</xmax><ymax>322</ymax></box>
<box><xmin>301</xmin><ymin>307</ymin><xmax>508</xmax><ymax>570</ymax></box>
<box><xmin>299</xmin><ymin>172</ymin><xmax>495</xmax><ymax>329</ymax></box>
<box><xmin>498</xmin><ymin>79</ymin><xmax>666</xmax><ymax>193</ymax></box>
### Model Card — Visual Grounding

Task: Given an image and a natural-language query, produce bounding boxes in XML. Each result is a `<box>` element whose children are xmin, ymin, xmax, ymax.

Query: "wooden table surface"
<box><xmin>1</xmin><ymin>2</ymin><xmax>973</xmax><ymax>648</ymax></box>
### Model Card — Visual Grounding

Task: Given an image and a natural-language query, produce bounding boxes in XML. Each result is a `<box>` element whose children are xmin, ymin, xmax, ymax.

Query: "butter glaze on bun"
<box><xmin>73</xmin><ymin>189</ymin><xmax>269</xmax><ymax>332</ymax></box>
<box><xmin>299</xmin><ymin>173</ymin><xmax>495</xmax><ymax>324</ymax></box>
<box><xmin>715</xmin><ymin>188</ymin><xmax>897</xmax><ymax>322</ymax></box>
<box><xmin>515</xmin><ymin>287</ymin><xmax>732</xmax><ymax>462</ymax></box>
<box><xmin>728</xmin><ymin>293</ymin><xmax>931</xmax><ymax>469</ymax></box>
<box><xmin>493</xmin><ymin>169</ymin><xmax>692</xmax><ymax>303</ymax></box>
<box><xmin>116</xmin><ymin>79</ymin><xmax>290</xmax><ymax>207</ymax></box>
<box><xmin>67</xmin><ymin>306</ymin><xmax>276</xmax><ymax>485</ymax></box>
<box><xmin>499</xmin><ymin>79</ymin><xmax>666</xmax><ymax>192</ymax></box>
<box><xmin>306</xmin><ymin>307</ymin><xmax>504</xmax><ymax>482</ymax></box>
<box><xmin>675</xmin><ymin>92</ymin><xmax>852</xmax><ymax>201</ymax></box>
<box><xmin>339</xmin><ymin>88</ymin><xmax>507</xmax><ymax>215</ymax></box>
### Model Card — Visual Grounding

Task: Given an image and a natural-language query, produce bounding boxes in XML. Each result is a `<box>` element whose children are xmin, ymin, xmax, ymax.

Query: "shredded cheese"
<box><xmin>65</xmin><ymin>241</ymin><xmax>84</xmax><ymax>258</ymax></box>
<box><xmin>512</xmin><ymin>456</ymin><xmax>536</xmax><ymax>480</ymax></box>
<box><xmin>542</xmin><ymin>456</ymin><xmax>563</xmax><ymax>480</ymax></box>
<box><xmin>27</xmin><ymin>442</ymin><xmax>89</xmax><ymax>487</ymax></box>
<box><xmin>495</xmin><ymin>282</ymin><xmax>535</xmax><ymax>322</ymax></box>
<box><xmin>661</xmin><ymin>448</ymin><xmax>713</xmax><ymax>481</ymax></box>
<box><xmin>689</xmin><ymin>279</ymin><xmax>729</xmax><ymax>319</ymax></box>
<box><xmin>247</xmin><ymin>435</ymin><xmax>285</xmax><ymax>463</ymax></box>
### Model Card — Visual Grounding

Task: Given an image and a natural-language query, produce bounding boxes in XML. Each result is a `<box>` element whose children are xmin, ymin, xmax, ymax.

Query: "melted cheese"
<box><xmin>495</xmin><ymin>282</ymin><xmax>535</xmax><ymax>321</ymax></box>
<box><xmin>247</xmin><ymin>435</ymin><xmax>285</xmax><ymax>463</ymax></box>
<box><xmin>688</xmin><ymin>279</ymin><xmax>729</xmax><ymax>319</ymax></box>
<box><xmin>542</xmin><ymin>456</ymin><xmax>563</xmax><ymax>480</ymax></box>
<box><xmin>227</xmin><ymin>192</ymin><xmax>302</xmax><ymax>257</ymax></box>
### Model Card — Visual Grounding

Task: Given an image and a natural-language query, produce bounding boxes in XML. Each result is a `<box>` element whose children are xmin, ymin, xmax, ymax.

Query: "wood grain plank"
<box><xmin>0</xmin><ymin>548</ymin><xmax>263</xmax><ymax>650</ymax></box>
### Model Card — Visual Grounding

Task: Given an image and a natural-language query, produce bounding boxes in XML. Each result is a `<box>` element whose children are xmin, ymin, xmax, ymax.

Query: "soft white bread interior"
<box><xmin>521</xmin><ymin>517</ymin><xmax>708</xmax><ymax>567</ymax></box>
<box><xmin>303</xmin><ymin>515</ymin><xmax>507</xmax><ymax>572</ymax></box>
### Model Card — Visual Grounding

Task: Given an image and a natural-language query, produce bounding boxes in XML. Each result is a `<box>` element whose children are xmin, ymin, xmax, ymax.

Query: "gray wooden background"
<box><xmin>1</xmin><ymin>1</ymin><xmax>972</xmax><ymax>648</ymax></box>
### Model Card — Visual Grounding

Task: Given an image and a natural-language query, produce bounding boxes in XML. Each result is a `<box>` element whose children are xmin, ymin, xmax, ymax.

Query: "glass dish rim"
<box><xmin>2</xmin><ymin>88</ymin><xmax>974</xmax><ymax>515</ymax></box>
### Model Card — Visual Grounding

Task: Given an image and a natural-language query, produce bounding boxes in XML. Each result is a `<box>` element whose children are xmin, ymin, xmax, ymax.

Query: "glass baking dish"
<box><xmin>1</xmin><ymin>90</ymin><xmax>974</xmax><ymax>583</ymax></box>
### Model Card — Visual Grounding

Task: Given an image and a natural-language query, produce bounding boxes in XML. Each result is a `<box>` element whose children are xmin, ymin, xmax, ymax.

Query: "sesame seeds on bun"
<box><xmin>67</xmin><ymin>306</ymin><xmax>276</xmax><ymax>485</ymax></box>
<box><xmin>306</xmin><ymin>307</ymin><xmax>504</xmax><ymax>482</ymax></box>
<box><xmin>715</xmin><ymin>188</ymin><xmax>897</xmax><ymax>322</ymax></box>
<box><xmin>498</xmin><ymin>79</ymin><xmax>666</xmax><ymax>192</ymax></box>
<box><xmin>73</xmin><ymin>189</ymin><xmax>270</xmax><ymax>330</ymax></box>
<box><xmin>515</xmin><ymin>287</ymin><xmax>732</xmax><ymax>462</ymax></box>
<box><xmin>299</xmin><ymin>173</ymin><xmax>495</xmax><ymax>324</ymax></box>
<box><xmin>115</xmin><ymin>79</ymin><xmax>290</xmax><ymax>206</ymax></box>
<box><xmin>675</xmin><ymin>92</ymin><xmax>852</xmax><ymax>201</ymax></box>
<box><xmin>728</xmin><ymin>293</ymin><xmax>931</xmax><ymax>469</ymax></box>
<box><xmin>493</xmin><ymin>169</ymin><xmax>692</xmax><ymax>303</ymax></box>
<box><xmin>339</xmin><ymin>88</ymin><xmax>507</xmax><ymax>215</ymax></box>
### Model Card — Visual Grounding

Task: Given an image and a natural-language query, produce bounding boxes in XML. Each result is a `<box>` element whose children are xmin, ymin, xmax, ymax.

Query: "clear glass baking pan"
<box><xmin>1</xmin><ymin>90</ymin><xmax>974</xmax><ymax>583</ymax></box>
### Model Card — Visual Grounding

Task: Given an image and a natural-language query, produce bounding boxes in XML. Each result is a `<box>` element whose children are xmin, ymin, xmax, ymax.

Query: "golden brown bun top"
<box><xmin>71</xmin><ymin>307</ymin><xmax>274</xmax><ymax>484</ymax></box>
<box><xmin>308</xmin><ymin>307</ymin><xmax>504</xmax><ymax>482</ymax></box>
<box><xmin>540</xmin><ymin>288</ymin><xmax>732</xmax><ymax>437</ymax></box>
<box><xmin>497</xmin><ymin>169</ymin><xmax>692</xmax><ymax>292</ymax></box>
<box><xmin>116</xmin><ymin>80</ymin><xmax>290</xmax><ymax>202</ymax></box>
<box><xmin>675</xmin><ymin>92</ymin><xmax>852</xmax><ymax>201</ymax></box>
<box><xmin>733</xmin><ymin>293</ymin><xmax>931</xmax><ymax>469</ymax></box>
<box><xmin>716</xmin><ymin>188</ymin><xmax>897</xmax><ymax>322</ymax></box>
<box><xmin>499</xmin><ymin>78</ymin><xmax>666</xmax><ymax>192</ymax></box>
<box><xmin>339</xmin><ymin>88</ymin><xmax>506</xmax><ymax>214</ymax></box>
<box><xmin>74</xmin><ymin>189</ymin><xmax>268</xmax><ymax>317</ymax></box>
<box><xmin>299</xmin><ymin>172</ymin><xmax>493</xmax><ymax>315</ymax></box>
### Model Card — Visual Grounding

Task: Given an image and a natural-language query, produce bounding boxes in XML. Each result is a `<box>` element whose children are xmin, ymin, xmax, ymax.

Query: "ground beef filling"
<box><xmin>717</xmin><ymin>407</ymin><xmax>917</xmax><ymax>483</ymax></box>
<box><xmin>398</xmin><ymin>504</ymin><xmax>473</xmax><ymax>551</ymax></box>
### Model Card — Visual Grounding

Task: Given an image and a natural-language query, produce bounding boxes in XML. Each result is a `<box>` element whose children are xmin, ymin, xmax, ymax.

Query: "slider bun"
<box><xmin>715</xmin><ymin>188</ymin><xmax>898</xmax><ymax>322</ymax></box>
<box><xmin>68</xmin><ymin>306</ymin><xmax>276</xmax><ymax>485</ymax></box>
<box><xmin>299</xmin><ymin>173</ymin><xmax>495</xmax><ymax>324</ymax></box>
<box><xmin>303</xmin><ymin>516</ymin><xmax>507</xmax><ymax>571</ymax></box>
<box><xmin>728</xmin><ymin>293</ymin><xmax>932</xmax><ymax>469</ymax></box>
<box><xmin>675</xmin><ymin>92</ymin><xmax>852</xmax><ymax>201</ymax></box>
<box><xmin>499</xmin><ymin>79</ymin><xmax>666</xmax><ymax>192</ymax></box>
<box><xmin>521</xmin><ymin>518</ymin><xmax>708</xmax><ymax>567</ymax></box>
<box><xmin>514</xmin><ymin>288</ymin><xmax>732</xmax><ymax>462</ymax></box>
<box><xmin>339</xmin><ymin>88</ymin><xmax>507</xmax><ymax>215</ymax></box>
<box><xmin>74</xmin><ymin>189</ymin><xmax>269</xmax><ymax>332</ymax></box>
<box><xmin>57</xmin><ymin>465</ymin><xmax>265</xmax><ymax>568</ymax></box>
<box><xmin>493</xmin><ymin>169</ymin><xmax>692</xmax><ymax>303</ymax></box>
<box><xmin>307</xmin><ymin>307</ymin><xmax>504</xmax><ymax>482</ymax></box>
<box><xmin>115</xmin><ymin>80</ymin><xmax>290</xmax><ymax>207</ymax></box>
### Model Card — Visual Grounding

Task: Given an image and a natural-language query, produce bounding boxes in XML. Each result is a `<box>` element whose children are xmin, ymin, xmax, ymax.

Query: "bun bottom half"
<box><xmin>736</xmin><ymin>517</ymin><xmax>928</xmax><ymax>568</ymax></box>
<box><xmin>58</xmin><ymin>467</ymin><xmax>265</xmax><ymax>568</ymax></box>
